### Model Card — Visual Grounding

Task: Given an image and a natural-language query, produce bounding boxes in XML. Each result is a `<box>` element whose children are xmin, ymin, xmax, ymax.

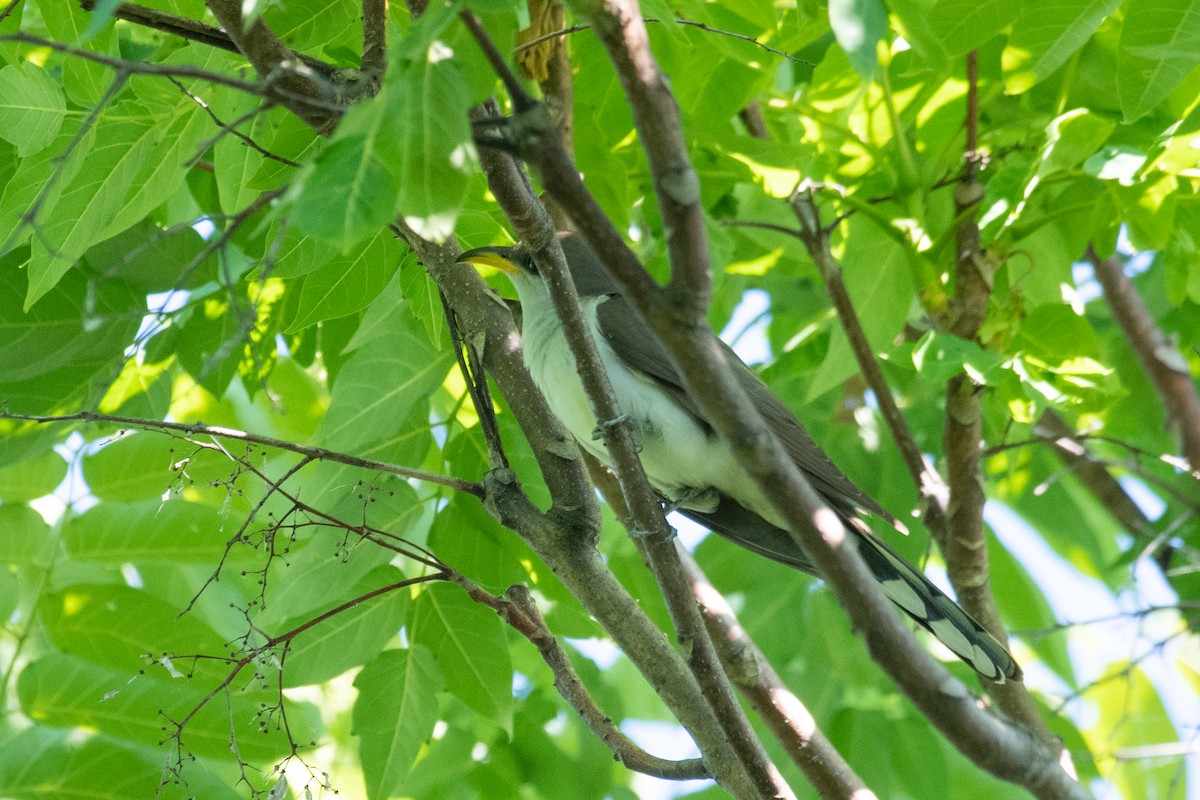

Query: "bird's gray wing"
<box><xmin>594</xmin><ymin>294</ymin><xmax>892</xmax><ymax>522</ymax></box>
<box><xmin>595</xmin><ymin>295</ymin><xmax>1021</xmax><ymax>682</ymax></box>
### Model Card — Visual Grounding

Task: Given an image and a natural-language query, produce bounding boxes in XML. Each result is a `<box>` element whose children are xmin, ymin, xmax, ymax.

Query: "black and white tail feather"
<box><xmin>682</xmin><ymin>497</ymin><xmax>1022</xmax><ymax>684</ymax></box>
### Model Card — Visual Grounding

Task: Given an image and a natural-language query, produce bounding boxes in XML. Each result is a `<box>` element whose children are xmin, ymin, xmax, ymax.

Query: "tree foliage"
<box><xmin>1</xmin><ymin>0</ymin><xmax>1199</xmax><ymax>798</ymax></box>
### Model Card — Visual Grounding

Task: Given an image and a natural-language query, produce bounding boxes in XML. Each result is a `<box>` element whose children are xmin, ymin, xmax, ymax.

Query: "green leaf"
<box><xmin>0</xmin><ymin>503</ymin><xmax>53</xmax><ymax>566</ymax></box>
<box><xmin>0</xmin><ymin>266</ymin><xmax>141</xmax><ymax>413</ymax></box>
<box><xmin>0</xmin><ymin>64</ymin><xmax>66</xmax><ymax>156</ymax></box>
<box><xmin>292</xmin><ymin>134</ymin><xmax>401</xmax><ymax>252</ymax></box>
<box><xmin>0</xmin><ymin>450</ymin><xmax>67</xmax><ymax>503</ymax></box>
<box><xmin>0</xmin><ymin>121</ymin><xmax>94</xmax><ymax>258</ymax></box>
<box><xmin>353</xmin><ymin>646</ymin><xmax>443</xmax><ymax>800</ymax></box>
<box><xmin>0</xmin><ymin>727</ymin><xmax>240</xmax><ymax>800</ymax></box>
<box><xmin>1090</xmin><ymin>665</ymin><xmax>1180</xmax><ymax>797</ymax></box>
<box><xmin>343</xmin><ymin>270</ymin><xmax>408</xmax><ymax>353</ymax></box>
<box><xmin>829</xmin><ymin>0</ymin><xmax>887</xmax><ymax>77</ymax></box>
<box><xmin>1038</xmin><ymin>109</ymin><xmax>1117</xmax><ymax>179</ymax></box>
<box><xmin>85</xmin><ymin>220</ymin><xmax>216</xmax><ymax>294</ymax></box>
<box><xmin>410</xmin><ymin>583</ymin><xmax>513</xmax><ymax>733</ymax></box>
<box><xmin>34</xmin><ymin>0</ymin><xmax>115</xmax><ymax>107</ymax></box>
<box><xmin>1117</xmin><ymin>0</ymin><xmax>1200</xmax><ymax>122</ymax></box>
<box><xmin>399</xmin><ymin>253</ymin><xmax>444</xmax><ymax>351</ymax></box>
<box><xmin>17</xmin><ymin>653</ymin><xmax>320</xmax><ymax>762</ymax></box>
<box><xmin>273</xmin><ymin>565</ymin><xmax>408</xmax><ymax>687</ymax></box>
<box><xmin>1003</xmin><ymin>0</ymin><xmax>1121</xmax><ymax>93</ymax></box>
<box><xmin>1017</xmin><ymin>304</ymin><xmax>1099</xmax><ymax>361</ymax></box>
<box><xmin>41</xmin><ymin>583</ymin><xmax>231</xmax><ymax>682</ymax></box>
<box><xmin>286</xmin><ymin>229</ymin><xmax>404</xmax><ymax>330</ymax></box>
<box><xmin>212</xmin><ymin>99</ymin><xmax>268</xmax><ymax>217</ymax></box>
<box><xmin>909</xmin><ymin>329</ymin><xmax>1003</xmax><ymax>385</ymax></box>
<box><xmin>888</xmin><ymin>0</ymin><xmax>1024</xmax><ymax>69</ymax></box>
<box><xmin>316</xmin><ymin>319</ymin><xmax>452</xmax><ymax>453</ymax></box>
<box><xmin>62</xmin><ymin>500</ymin><xmax>253</xmax><ymax>564</ymax></box>
<box><xmin>386</xmin><ymin>43</ymin><xmax>475</xmax><ymax>242</ymax></box>
<box><xmin>82</xmin><ymin>433</ymin><xmax>189</xmax><ymax>502</ymax></box>
<box><xmin>26</xmin><ymin>112</ymin><xmax>156</xmax><ymax>308</ymax></box>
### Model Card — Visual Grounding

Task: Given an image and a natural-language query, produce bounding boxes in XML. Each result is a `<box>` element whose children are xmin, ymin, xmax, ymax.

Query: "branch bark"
<box><xmin>468</xmin><ymin>13</ymin><xmax>1087</xmax><ymax>798</ymax></box>
<box><xmin>1088</xmin><ymin>247</ymin><xmax>1200</xmax><ymax>478</ymax></box>
<box><xmin>203</xmin><ymin>0</ymin><xmax>344</xmax><ymax>132</ymax></box>
<box><xmin>936</xmin><ymin>51</ymin><xmax>1062</xmax><ymax>750</ymax></box>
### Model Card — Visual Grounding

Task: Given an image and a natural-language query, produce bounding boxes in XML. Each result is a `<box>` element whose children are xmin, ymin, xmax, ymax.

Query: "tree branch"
<box><xmin>459</xmin><ymin>16</ymin><xmax>783</xmax><ymax>798</ymax></box>
<box><xmin>937</xmin><ymin>52</ymin><xmax>1062</xmax><ymax>750</ymax></box>
<box><xmin>1</xmin><ymin>411</ymin><xmax>483</xmax><ymax>497</ymax></box>
<box><xmin>584</xmin><ymin>452</ymin><xmax>860</xmax><ymax>796</ymax></box>
<box><xmin>585</xmin><ymin>1</ymin><xmax>710</xmax><ymax>316</ymax></box>
<box><xmin>459</xmin><ymin>579</ymin><xmax>710</xmax><ymax>781</ymax></box>
<box><xmin>467</xmin><ymin>29</ymin><xmax>1088</xmax><ymax>800</ymax></box>
<box><xmin>361</xmin><ymin>0</ymin><xmax>388</xmax><ymax>82</ymax></box>
<box><xmin>680</xmin><ymin>552</ymin><xmax>877</xmax><ymax>800</ymax></box>
<box><xmin>1088</xmin><ymin>246</ymin><xmax>1200</xmax><ymax>478</ymax></box>
<box><xmin>202</xmin><ymin>0</ymin><xmax>343</xmax><ymax>132</ymax></box>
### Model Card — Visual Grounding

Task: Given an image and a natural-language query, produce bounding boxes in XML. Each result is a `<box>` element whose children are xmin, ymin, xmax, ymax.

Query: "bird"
<box><xmin>458</xmin><ymin>233</ymin><xmax>1022</xmax><ymax>683</ymax></box>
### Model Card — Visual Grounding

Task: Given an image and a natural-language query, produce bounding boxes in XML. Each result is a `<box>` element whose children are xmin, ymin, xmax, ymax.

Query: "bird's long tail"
<box><xmin>679</xmin><ymin>498</ymin><xmax>1022</xmax><ymax>683</ymax></box>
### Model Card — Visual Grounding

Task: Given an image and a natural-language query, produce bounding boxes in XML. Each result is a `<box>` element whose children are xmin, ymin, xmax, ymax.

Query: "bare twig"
<box><xmin>1088</xmin><ymin>247</ymin><xmax>1200</xmax><ymax>479</ymax></box>
<box><xmin>788</xmin><ymin>189</ymin><xmax>950</xmax><ymax>527</ymax></box>
<box><xmin>0</xmin><ymin>32</ymin><xmax>261</xmax><ymax>93</ymax></box>
<box><xmin>2</xmin><ymin>411</ymin><xmax>483</xmax><ymax>496</ymax></box>
<box><xmin>681</xmin><ymin>552</ymin><xmax>878</xmax><ymax>800</ymax></box>
<box><xmin>513</xmin><ymin>17</ymin><xmax>811</xmax><ymax>67</ymax></box>
<box><xmin>461</xmin><ymin>580</ymin><xmax>710</xmax><ymax>781</ymax></box>
<box><xmin>361</xmin><ymin>0</ymin><xmax>387</xmax><ymax>81</ymax></box>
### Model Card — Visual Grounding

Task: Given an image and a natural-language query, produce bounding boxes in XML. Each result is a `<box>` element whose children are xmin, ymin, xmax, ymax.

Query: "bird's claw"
<box><xmin>591</xmin><ymin>414</ymin><xmax>631</xmax><ymax>441</ymax></box>
<box><xmin>630</xmin><ymin>526</ymin><xmax>677</xmax><ymax>543</ymax></box>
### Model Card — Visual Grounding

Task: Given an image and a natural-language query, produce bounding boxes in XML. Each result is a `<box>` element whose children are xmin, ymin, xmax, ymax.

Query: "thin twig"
<box><xmin>513</xmin><ymin>17</ymin><xmax>812</xmax><ymax>67</ymax></box>
<box><xmin>1088</xmin><ymin>247</ymin><xmax>1200</xmax><ymax>478</ymax></box>
<box><xmin>2</xmin><ymin>411</ymin><xmax>483</xmax><ymax>496</ymax></box>
<box><xmin>461</xmin><ymin>580</ymin><xmax>711</xmax><ymax>781</ymax></box>
<box><xmin>0</xmin><ymin>32</ymin><xmax>262</xmax><ymax>93</ymax></box>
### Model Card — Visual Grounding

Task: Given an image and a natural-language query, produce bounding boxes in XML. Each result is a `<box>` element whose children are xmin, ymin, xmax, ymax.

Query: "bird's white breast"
<box><xmin>513</xmin><ymin>278</ymin><xmax>769</xmax><ymax>516</ymax></box>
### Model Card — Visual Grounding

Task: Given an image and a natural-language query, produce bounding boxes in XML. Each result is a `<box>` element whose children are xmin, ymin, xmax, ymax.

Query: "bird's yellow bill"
<box><xmin>457</xmin><ymin>247</ymin><xmax>520</xmax><ymax>276</ymax></box>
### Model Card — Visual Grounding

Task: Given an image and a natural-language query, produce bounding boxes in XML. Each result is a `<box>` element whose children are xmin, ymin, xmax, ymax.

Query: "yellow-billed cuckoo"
<box><xmin>459</xmin><ymin>233</ymin><xmax>1021</xmax><ymax>683</ymax></box>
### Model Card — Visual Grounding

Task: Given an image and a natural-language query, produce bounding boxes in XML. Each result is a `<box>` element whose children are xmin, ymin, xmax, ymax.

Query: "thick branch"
<box><xmin>203</xmin><ymin>0</ymin><xmax>342</xmax><ymax>132</ymax></box>
<box><xmin>1088</xmin><ymin>247</ymin><xmax>1200</xmax><ymax>478</ymax></box>
<box><xmin>585</xmin><ymin>453</ymin><xmax>858</xmax><ymax>797</ymax></box>
<box><xmin>680</xmin><ymin>553</ymin><xmax>876</xmax><ymax>800</ymax></box>
<box><xmin>482</xmin><ymin>54</ymin><xmax>1088</xmax><ymax>800</ymax></box>
<box><xmin>583</xmin><ymin>0</ymin><xmax>710</xmax><ymax>316</ymax></box>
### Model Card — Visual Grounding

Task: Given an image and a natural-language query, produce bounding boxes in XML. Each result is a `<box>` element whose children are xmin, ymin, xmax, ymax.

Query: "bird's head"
<box><xmin>457</xmin><ymin>235</ymin><xmax>619</xmax><ymax>300</ymax></box>
<box><xmin>456</xmin><ymin>243</ymin><xmax>539</xmax><ymax>278</ymax></box>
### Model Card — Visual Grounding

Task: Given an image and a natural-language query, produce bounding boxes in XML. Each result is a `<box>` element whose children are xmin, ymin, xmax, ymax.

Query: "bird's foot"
<box><xmin>591</xmin><ymin>414</ymin><xmax>631</xmax><ymax>440</ymax></box>
<box><xmin>665</xmin><ymin>486</ymin><xmax>720</xmax><ymax>515</ymax></box>
<box><xmin>630</xmin><ymin>525</ymin><xmax>677</xmax><ymax>543</ymax></box>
